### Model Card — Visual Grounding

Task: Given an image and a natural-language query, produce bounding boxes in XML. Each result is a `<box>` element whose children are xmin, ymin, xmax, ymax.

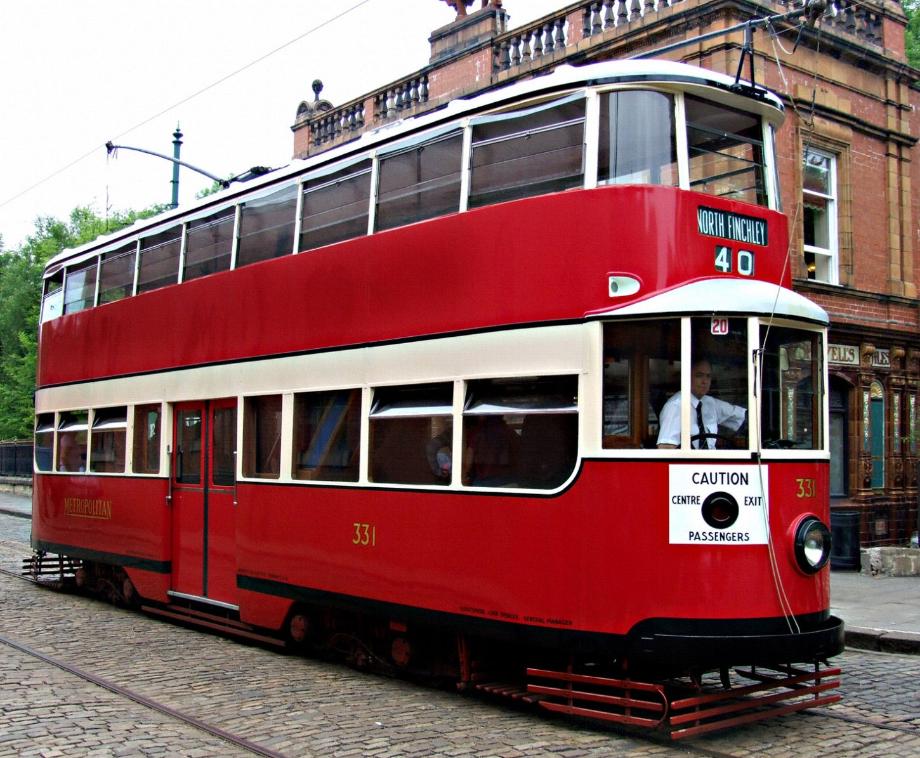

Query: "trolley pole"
<box><xmin>171</xmin><ymin>125</ymin><xmax>183</xmax><ymax>209</ymax></box>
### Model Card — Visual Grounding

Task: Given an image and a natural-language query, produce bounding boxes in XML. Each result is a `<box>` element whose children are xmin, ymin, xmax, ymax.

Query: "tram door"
<box><xmin>170</xmin><ymin>399</ymin><xmax>238</xmax><ymax>607</ymax></box>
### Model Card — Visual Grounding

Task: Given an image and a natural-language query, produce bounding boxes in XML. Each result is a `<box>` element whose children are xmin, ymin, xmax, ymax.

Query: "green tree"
<box><xmin>0</xmin><ymin>204</ymin><xmax>165</xmax><ymax>439</ymax></box>
<box><xmin>907</xmin><ymin>0</ymin><xmax>920</xmax><ymax>69</ymax></box>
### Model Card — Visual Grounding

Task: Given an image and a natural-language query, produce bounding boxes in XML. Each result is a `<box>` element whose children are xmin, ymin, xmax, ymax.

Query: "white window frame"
<box><xmin>802</xmin><ymin>146</ymin><xmax>839</xmax><ymax>285</ymax></box>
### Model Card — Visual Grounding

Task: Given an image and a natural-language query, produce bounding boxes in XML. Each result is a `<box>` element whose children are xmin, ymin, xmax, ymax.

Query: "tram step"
<box><xmin>473</xmin><ymin>681</ymin><xmax>544</xmax><ymax>703</ymax></box>
<box><xmin>141</xmin><ymin>604</ymin><xmax>286</xmax><ymax>649</ymax></box>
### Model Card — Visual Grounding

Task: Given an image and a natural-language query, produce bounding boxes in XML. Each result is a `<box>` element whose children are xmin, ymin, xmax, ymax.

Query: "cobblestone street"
<box><xmin>1</xmin><ymin>518</ymin><xmax>918</xmax><ymax>757</ymax></box>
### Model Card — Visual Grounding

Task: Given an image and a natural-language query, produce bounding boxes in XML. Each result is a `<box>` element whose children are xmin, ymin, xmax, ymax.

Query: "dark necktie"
<box><xmin>695</xmin><ymin>400</ymin><xmax>705</xmax><ymax>449</ymax></box>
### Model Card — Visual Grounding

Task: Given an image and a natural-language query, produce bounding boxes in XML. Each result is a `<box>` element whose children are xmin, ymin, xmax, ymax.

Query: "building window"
<box><xmin>869</xmin><ymin>381</ymin><xmax>885</xmax><ymax>489</ymax></box>
<box><xmin>803</xmin><ymin>147</ymin><xmax>838</xmax><ymax>284</ymax></box>
<box><xmin>829</xmin><ymin>379</ymin><xmax>849</xmax><ymax>497</ymax></box>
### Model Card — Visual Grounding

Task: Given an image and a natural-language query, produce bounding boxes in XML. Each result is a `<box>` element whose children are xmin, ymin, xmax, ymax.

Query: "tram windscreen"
<box><xmin>599</xmin><ymin>90</ymin><xmax>677</xmax><ymax>186</ymax></box>
<box><xmin>685</xmin><ymin>95</ymin><xmax>767</xmax><ymax>206</ymax></box>
<box><xmin>758</xmin><ymin>326</ymin><xmax>823</xmax><ymax>450</ymax></box>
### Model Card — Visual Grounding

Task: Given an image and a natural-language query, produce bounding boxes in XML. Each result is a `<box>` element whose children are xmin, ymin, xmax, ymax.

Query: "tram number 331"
<box><xmin>796</xmin><ymin>479</ymin><xmax>816</xmax><ymax>498</ymax></box>
<box><xmin>714</xmin><ymin>246</ymin><xmax>755</xmax><ymax>276</ymax></box>
<box><xmin>352</xmin><ymin>522</ymin><xmax>377</xmax><ymax>547</ymax></box>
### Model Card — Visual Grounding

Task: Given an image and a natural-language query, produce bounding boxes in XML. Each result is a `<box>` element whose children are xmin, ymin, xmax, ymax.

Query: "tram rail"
<box><xmin>0</xmin><ymin>564</ymin><xmax>286</xmax><ymax>758</ymax></box>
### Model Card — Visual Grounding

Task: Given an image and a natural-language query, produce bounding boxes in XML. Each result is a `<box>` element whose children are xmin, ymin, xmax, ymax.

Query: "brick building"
<box><xmin>291</xmin><ymin>0</ymin><xmax>919</xmax><ymax>552</ymax></box>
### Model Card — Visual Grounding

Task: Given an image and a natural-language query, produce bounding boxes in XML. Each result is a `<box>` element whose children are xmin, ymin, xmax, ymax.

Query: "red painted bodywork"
<box><xmin>32</xmin><ymin>458</ymin><xmax>829</xmax><ymax>635</ymax></box>
<box><xmin>37</xmin><ymin>187</ymin><xmax>789</xmax><ymax>387</ymax></box>
<box><xmin>33</xmin><ymin>186</ymin><xmax>830</xmax><ymax>649</ymax></box>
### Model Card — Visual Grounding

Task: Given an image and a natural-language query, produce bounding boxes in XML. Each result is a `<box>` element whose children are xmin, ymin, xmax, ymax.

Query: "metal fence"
<box><xmin>0</xmin><ymin>441</ymin><xmax>33</xmax><ymax>478</ymax></box>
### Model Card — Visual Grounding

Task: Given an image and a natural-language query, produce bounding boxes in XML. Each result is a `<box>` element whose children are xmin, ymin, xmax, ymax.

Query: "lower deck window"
<box><xmin>90</xmin><ymin>407</ymin><xmax>127</xmax><ymax>473</ymax></box>
<box><xmin>293</xmin><ymin>389</ymin><xmax>361</xmax><ymax>482</ymax></box>
<box><xmin>133</xmin><ymin>404</ymin><xmax>161</xmax><ymax>474</ymax></box>
<box><xmin>57</xmin><ymin>411</ymin><xmax>88</xmax><ymax>472</ymax></box>
<box><xmin>759</xmin><ymin>326</ymin><xmax>823</xmax><ymax>450</ymax></box>
<box><xmin>243</xmin><ymin>395</ymin><xmax>282</xmax><ymax>478</ymax></box>
<box><xmin>370</xmin><ymin>383</ymin><xmax>453</xmax><ymax>486</ymax></box>
<box><xmin>34</xmin><ymin>414</ymin><xmax>55</xmax><ymax>472</ymax></box>
<box><xmin>603</xmin><ymin>320</ymin><xmax>680</xmax><ymax>449</ymax></box>
<box><xmin>464</xmin><ymin>376</ymin><xmax>578</xmax><ymax>489</ymax></box>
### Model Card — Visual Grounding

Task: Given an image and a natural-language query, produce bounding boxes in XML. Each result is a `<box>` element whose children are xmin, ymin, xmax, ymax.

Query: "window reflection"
<box><xmin>759</xmin><ymin>327</ymin><xmax>823</xmax><ymax>450</ymax></box>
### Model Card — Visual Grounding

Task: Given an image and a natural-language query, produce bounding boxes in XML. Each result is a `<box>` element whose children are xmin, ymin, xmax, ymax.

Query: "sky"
<box><xmin>0</xmin><ymin>0</ymin><xmax>566</xmax><ymax>250</ymax></box>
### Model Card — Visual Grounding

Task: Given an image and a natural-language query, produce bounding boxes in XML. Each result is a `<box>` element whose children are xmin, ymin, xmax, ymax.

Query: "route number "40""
<box><xmin>714</xmin><ymin>246</ymin><xmax>755</xmax><ymax>277</ymax></box>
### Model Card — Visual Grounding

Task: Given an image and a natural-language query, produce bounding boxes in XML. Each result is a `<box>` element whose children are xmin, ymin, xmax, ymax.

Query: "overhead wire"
<box><xmin>0</xmin><ymin>0</ymin><xmax>374</xmax><ymax>214</ymax></box>
<box><xmin>750</xmin><ymin>8</ymin><xmax>828</xmax><ymax>635</ymax></box>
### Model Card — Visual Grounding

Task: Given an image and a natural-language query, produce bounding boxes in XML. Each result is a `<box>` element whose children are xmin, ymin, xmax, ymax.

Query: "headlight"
<box><xmin>794</xmin><ymin>517</ymin><xmax>832</xmax><ymax>573</ymax></box>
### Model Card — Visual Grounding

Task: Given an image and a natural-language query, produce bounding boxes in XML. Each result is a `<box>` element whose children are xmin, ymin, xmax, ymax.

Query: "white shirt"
<box><xmin>656</xmin><ymin>392</ymin><xmax>746</xmax><ymax>448</ymax></box>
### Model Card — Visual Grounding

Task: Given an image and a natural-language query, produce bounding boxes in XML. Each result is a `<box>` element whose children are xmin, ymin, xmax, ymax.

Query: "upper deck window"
<box><xmin>376</xmin><ymin>131</ymin><xmax>463</xmax><ymax>231</ymax></box>
<box><xmin>63</xmin><ymin>260</ymin><xmax>97</xmax><ymax>314</ymax></box>
<box><xmin>301</xmin><ymin>160</ymin><xmax>372</xmax><ymax>252</ymax></box>
<box><xmin>98</xmin><ymin>243</ymin><xmax>137</xmax><ymax>305</ymax></box>
<box><xmin>41</xmin><ymin>270</ymin><xmax>64</xmax><ymax>323</ymax></box>
<box><xmin>184</xmin><ymin>209</ymin><xmax>234</xmax><ymax>282</ymax></box>
<box><xmin>137</xmin><ymin>226</ymin><xmax>182</xmax><ymax>294</ymax></box>
<box><xmin>599</xmin><ymin>90</ymin><xmax>677</xmax><ymax>186</ymax></box>
<box><xmin>685</xmin><ymin>95</ymin><xmax>766</xmax><ymax>206</ymax></box>
<box><xmin>237</xmin><ymin>185</ymin><xmax>297</xmax><ymax>267</ymax></box>
<box><xmin>469</xmin><ymin>95</ymin><xmax>586</xmax><ymax>208</ymax></box>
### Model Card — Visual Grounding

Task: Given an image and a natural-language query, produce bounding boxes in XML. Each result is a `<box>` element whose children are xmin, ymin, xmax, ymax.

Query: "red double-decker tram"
<box><xmin>31</xmin><ymin>61</ymin><xmax>843</xmax><ymax>738</ymax></box>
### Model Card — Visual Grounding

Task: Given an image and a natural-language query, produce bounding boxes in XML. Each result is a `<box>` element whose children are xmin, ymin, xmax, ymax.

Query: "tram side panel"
<box><xmin>32</xmin><ymin>474</ymin><xmax>171</xmax><ymax>601</ymax></box>
<box><xmin>232</xmin><ymin>459</ymin><xmax>832</xmax><ymax>658</ymax></box>
<box><xmin>35</xmin><ymin>188</ymin><xmax>791</xmax><ymax>389</ymax></box>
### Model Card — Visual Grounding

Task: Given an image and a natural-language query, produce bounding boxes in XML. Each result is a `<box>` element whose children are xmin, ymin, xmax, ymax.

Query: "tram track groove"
<box><xmin>0</xmin><ymin>567</ymin><xmax>292</xmax><ymax>758</ymax></box>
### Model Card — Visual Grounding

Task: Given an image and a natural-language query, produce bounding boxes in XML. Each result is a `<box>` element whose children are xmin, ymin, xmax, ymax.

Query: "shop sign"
<box><xmin>828</xmin><ymin>344</ymin><xmax>858</xmax><ymax>366</ymax></box>
<box><xmin>870</xmin><ymin>350</ymin><xmax>890</xmax><ymax>368</ymax></box>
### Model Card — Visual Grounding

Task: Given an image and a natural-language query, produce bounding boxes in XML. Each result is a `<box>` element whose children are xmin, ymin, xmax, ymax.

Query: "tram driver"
<box><xmin>656</xmin><ymin>358</ymin><xmax>746</xmax><ymax>449</ymax></box>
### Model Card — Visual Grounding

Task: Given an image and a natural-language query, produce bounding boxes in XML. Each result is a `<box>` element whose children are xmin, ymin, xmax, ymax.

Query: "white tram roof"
<box><xmin>598</xmin><ymin>279</ymin><xmax>829</xmax><ymax>325</ymax></box>
<box><xmin>46</xmin><ymin>60</ymin><xmax>786</xmax><ymax>274</ymax></box>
